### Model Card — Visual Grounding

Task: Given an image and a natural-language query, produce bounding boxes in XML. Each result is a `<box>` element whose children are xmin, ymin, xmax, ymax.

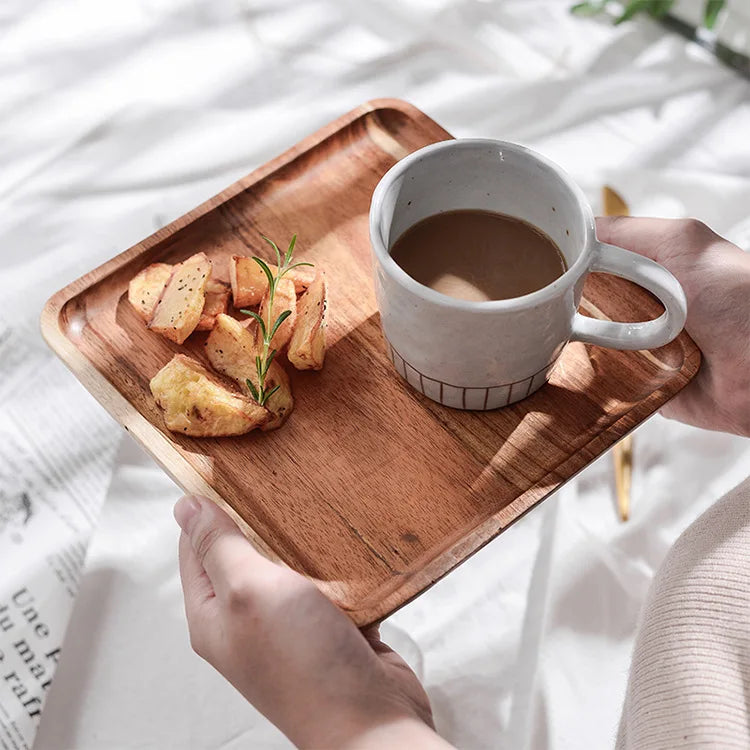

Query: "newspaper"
<box><xmin>0</xmin><ymin>316</ymin><xmax>119</xmax><ymax>750</ymax></box>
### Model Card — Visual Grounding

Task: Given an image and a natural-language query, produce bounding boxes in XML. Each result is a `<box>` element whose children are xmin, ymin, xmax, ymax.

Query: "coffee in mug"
<box><xmin>390</xmin><ymin>209</ymin><xmax>567</xmax><ymax>302</ymax></box>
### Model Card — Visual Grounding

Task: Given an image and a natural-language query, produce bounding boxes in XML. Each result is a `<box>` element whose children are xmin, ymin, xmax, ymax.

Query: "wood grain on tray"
<box><xmin>41</xmin><ymin>99</ymin><xmax>700</xmax><ymax>625</ymax></box>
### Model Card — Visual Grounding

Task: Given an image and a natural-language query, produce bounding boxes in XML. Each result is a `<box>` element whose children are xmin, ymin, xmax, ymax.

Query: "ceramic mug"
<box><xmin>369</xmin><ymin>139</ymin><xmax>687</xmax><ymax>410</ymax></box>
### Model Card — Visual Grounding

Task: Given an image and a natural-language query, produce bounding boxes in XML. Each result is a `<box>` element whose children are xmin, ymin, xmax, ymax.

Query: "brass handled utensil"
<box><xmin>602</xmin><ymin>185</ymin><xmax>633</xmax><ymax>522</ymax></box>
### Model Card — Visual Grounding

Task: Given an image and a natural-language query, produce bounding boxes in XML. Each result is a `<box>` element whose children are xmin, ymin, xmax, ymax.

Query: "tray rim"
<box><xmin>40</xmin><ymin>98</ymin><xmax>701</xmax><ymax>625</ymax></box>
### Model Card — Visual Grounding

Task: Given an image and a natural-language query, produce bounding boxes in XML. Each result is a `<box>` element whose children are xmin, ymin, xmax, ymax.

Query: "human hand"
<box><xmin>174</xmin><ymin>495</ymin><xmax>452</xmax><ymax>749</ymax></box>
<box><xmin>596</xmin><ymin>217</ymin><xmax>750</xmax><ymax>437</ymax></box>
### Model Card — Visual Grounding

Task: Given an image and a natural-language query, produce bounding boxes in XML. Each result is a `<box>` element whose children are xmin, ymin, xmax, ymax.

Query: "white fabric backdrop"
<box><xmin>2</xmin><ymin>0</ymin><xmax>747</xmax><ymax>748</ymax></box>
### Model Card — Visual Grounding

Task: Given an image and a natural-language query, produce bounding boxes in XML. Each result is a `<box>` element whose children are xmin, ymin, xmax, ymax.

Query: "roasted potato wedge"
<box><xmin>257</xmin><ymin>277</ymin><xmax>296</xmax><ymax>350</ymax></box>
<box><xmin>288</xmin><ymin>273</ymin><xmax>327</xmax><ymax>370</ymax></box>
<box><xmin>206</xmin><ymin>314</ymin><xmax>294</xmax><ymax>430</ymax></box>
<box><xmin>149</xmin><ymin>253</ymin><xmax>212</xmax><ymax>344</ymax></box>
<box><xmin>196</xmin><ymin>278</ymin><xmax>230</xmax><ymax>331</ymax></box>
<box><xmin>229</xmin><ymin>256</ymin><xmax>267</xmax><ymax>308</ymax></box>
<box><xmin>127</xmin><ymin>263</ymin><xmax>172</xmax><ymax>321</ymax></box>
<box><xmin>230</xmin><ymin>255</ymin><xmax>315</xmax><ymax>307</ymax></box>
<box><xmin>150</xmin><ymin>354</ymin><xmax>268</xmax><ymax>436</ymax></box>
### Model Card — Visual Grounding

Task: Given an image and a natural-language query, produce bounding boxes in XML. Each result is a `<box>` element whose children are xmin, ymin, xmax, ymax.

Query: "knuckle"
<box><xmin>221</xmin><ymin>569</ymin><xmax>306</xmax><ymax>617</ymax></box>
<box><xmin>677</xmin><ymin>217</ymin><xmax>711</xmax><ymax>240</ymax></box>
<box><xmin>224</xmin><ymin>578</ymin><xmax>256</xmax><ymax>614</ymax></box>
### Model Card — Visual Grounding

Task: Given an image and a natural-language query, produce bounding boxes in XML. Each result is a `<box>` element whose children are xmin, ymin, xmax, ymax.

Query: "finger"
<box><xmin>595</xmin><ymin>216</ymin><xmax>676</xmax><ymax>261</ymax></box>
<box><xmin>174</xmin><ymin>495</ymin><xmax>277</xmax><ymax>600</ymax></box>
<box><xmin>178</xmin><ymin>531</ymin><xmax>221</xmax><ymax>660</ymax></box>
<box><xmin>178</xmin><ymin>530</ymin><xmax>215</xmax><ymax>621</ymax></box>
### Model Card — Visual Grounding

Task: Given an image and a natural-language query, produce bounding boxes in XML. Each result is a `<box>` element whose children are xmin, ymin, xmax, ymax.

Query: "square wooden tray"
<box><xmin>42</xmin><ymin>99</ymin><xmax>700</xmax><ymax>626</ymax></box>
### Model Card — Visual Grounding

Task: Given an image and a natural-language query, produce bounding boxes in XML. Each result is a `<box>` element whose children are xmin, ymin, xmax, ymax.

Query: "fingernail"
<box><xmin>174</xmin><ymin>495</ymin><xmax>201</xmax><ymax>531</ymax></box>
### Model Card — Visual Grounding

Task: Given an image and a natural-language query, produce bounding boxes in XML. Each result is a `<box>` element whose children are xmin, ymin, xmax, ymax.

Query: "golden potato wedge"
<box><xmin>206</xmin><ymin>314</ymin><xmax>294</xmax><ymax>430</ymax></box>
<box><xmin>196</xmin><ymin>278</ymin><xmax>230</xmax><ymax>331</ymax></box>
<box><xmin>230</xmin><ymin>255</ymin><xmax>315</xmax><ymax>307</ymax></box>
<box><xmin>150</xmin><ymin>354</ymin><xmax>268</xmax><ymax>436</ymax></box>
<box><xmin>149</xmin><ymin>253</ymin><xmax>212</xmax><ymax>344</ymax></box>
<box><xmin>288</xmin><ymin>273</ymin><xmax>327</xmax><ymax>371</ymax></box>
<box><xmin>127</xmin><ymin>263</ymin><xmax>173</xmax><ymax>321</ymax></box>
<box><xmin>229</xmin><ymin>255</ymin><xmax>267</xmax><ymax>308</ymax></box>
<box><xmin>257</xmin><ymin>277</ymin><xmax>296</xmax><ymax>351</ymax></box>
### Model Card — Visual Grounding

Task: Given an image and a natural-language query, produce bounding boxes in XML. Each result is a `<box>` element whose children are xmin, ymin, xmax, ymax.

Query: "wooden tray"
<box><xmin>42</xmin><ymin>99</ymin><xmax>700</xmax><ymax>626</ymax></box>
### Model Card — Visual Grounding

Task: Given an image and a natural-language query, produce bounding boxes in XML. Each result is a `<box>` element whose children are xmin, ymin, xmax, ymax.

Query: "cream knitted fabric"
<box><xmin>617</xmin><ymin>476</ymin><xmax>750</xmax><ymax>749</ymax></box>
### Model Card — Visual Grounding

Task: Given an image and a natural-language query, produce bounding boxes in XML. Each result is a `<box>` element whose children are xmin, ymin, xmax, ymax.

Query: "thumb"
<box><xmin>174</xmin><ymin>495</ymin><xmax>272</xmax><ymax>600</ymax></box>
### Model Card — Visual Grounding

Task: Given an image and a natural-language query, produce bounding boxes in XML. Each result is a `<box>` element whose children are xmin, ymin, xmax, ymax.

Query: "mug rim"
<box><xmin>369</xmin><ymin>138</ymin><xmax>596</xmax><ymax>313</ymax></box>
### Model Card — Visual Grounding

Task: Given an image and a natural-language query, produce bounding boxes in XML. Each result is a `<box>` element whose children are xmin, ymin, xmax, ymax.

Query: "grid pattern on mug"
<box><xmin>386</xmin><ymin>342</ymin><xmax>557</xmax><ymax>410</ymax></box>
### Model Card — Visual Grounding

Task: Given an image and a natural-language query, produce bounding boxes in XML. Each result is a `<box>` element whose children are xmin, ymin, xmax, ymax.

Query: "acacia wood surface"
<box><xmin>41</xmin><ymin>99</ymin><xmax>700</xmax><ymax>625</ymax></box>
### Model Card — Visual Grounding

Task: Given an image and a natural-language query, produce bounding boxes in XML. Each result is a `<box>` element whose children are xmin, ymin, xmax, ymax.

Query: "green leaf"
<box><xmin>284</xmin><ymin>234</ymin><xmax>297</xmax><ymax>266</ymax></box>
<box><xmin>269</xmin><ymin>309</ymin><xmax>292</xmax><ymax>341</ymax></box>
<box><xmin>279</xmin><ymin>261</ymin><xmax>315</xmax><ymax>281</ymax></box>
<box><xmin>704</xmin><ymin>0</ymin><xmax>725</xmax><ymax>29</ymax></box>
<box><xmin>245</xmin><ymin>378</ymin><xmax>259</xmax><ymax>402</ymax></box>
<box><xmin>254</xmin><ymin>357</ymin><xmax>265</xmax><ymax>400</ymax></box>
<box><xmin>261</xmin><ymin>235</ymin><xmax>282</xmax><ymax>268</ymax></box>
<box><xmin>570</xmin><ymin>0</ymin><xmax>606</xmax><ymax>16</ymax></box>
<box><xmin>242</xmin><ymin>309</ymin><xmax>267</xmax><ymax>339</ymax></box>
<box><xmin>614</xmin><ymin>0</ymin><xmax>652</xmax><ymax>24</ymax></box>
<box><xmin>262</xmin><ymin>349</ymin><xmax>277</xmax><ymax>378</ymax></box>
<box><xmin>252</xmin><ymin>256</ymin><xmax>276</xmax><ymax>292</ymax></box>
<box><xmin>264</xmin><ymin>384</ymin><xmax>281</xmax><ymax>402</ymax></box>
<box><xmin>647</xmin><ymin>0</ymin><xmax>674</xmax><ymax>18</ymax></box>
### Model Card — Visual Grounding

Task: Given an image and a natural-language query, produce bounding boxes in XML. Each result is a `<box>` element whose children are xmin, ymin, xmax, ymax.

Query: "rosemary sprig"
<box><xmin>240</xmin><ymin>234</ymin><xmax>313</xmax><ymax>406</ymax></box>
<box><xmin>571</xmin><ymin>0</ymin><xmax>726</xmax><ymax>29</ymax></box>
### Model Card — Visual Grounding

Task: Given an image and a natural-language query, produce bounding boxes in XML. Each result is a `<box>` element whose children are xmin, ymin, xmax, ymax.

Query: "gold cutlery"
<box><xmin>603</xmin><ymin>185</ymin><xmax>633</xmax><ymax>522</ymax></box>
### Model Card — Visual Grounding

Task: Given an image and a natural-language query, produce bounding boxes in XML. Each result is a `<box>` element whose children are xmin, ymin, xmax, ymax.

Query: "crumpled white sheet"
<box><xmin>5</xmin><ymin>0</ymin><xmax>747</xmax><ymax>748</ymax></box>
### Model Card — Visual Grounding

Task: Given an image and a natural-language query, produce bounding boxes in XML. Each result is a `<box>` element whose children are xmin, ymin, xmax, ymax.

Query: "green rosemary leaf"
<box><xmin>264</xmin><ymin>384</ymin><xmax>281</xmax><ymax>401</ymax></box>
<box><xmin>704</xmin><ymin>0</ymin><xmax>725</xmax><ymax>29</ymax></box>
<box><xmin>261</xmin><ymin>235</ymin><xmax>282</xmax><ymax>268</ymax></box>
<box><xmin>263</xmin><ymin>349</ymin><xmax>277</xmax><ymax>378</ymax></box>
<box><xmin>284</xmin><ymin>234</ymin><xmax>297</xmax><ymax>266</ymax></box>
<box><xmin>255</xmin><ymin>358</ymin><xmax>265</xmax><ymax>403</ymax></box>
<box><xmin>252</xmin><ymin>256</ymin><xmax>276</xmax><ymax>292</ymax></box>
<box><xmin>286</xmin><ymin>261</ymin><xmax>315</xmax><ymax>270</ymax></box>
<box><xmin>242</xmin><ymin>309</ymin><xmax>267</xmax><ymax>339</ymax></box>
<box><xmin>255</xmin><ymin>355</ymin><xmax>265</xmax><ymax>390</ymax></box>
<box><xmin>279</xmin><ymin>261</ymin><xmax>315</xmax><ymax>281</ymax></box>
<box><xmin>245</xmin><ymin>378</ymin><xmax>259</xmax><ymax>402</ymax></box>
<box><xmin>269</xmin><ymin>309</ymin><xmax>292</xmax><ymax>341</ymax></box>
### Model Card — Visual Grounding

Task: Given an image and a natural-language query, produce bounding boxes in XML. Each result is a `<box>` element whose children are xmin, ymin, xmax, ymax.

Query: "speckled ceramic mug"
<box><xmin>369</xmin><ymin>139</ymin><xmax>687</xmax><ymax>410</ymax></box>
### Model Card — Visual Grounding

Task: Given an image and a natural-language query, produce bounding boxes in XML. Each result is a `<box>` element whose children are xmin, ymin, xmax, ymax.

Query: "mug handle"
<box><xmin>570</xmin><ymin>241</ymin><xmax>687</xmax><ymax>350</ymax></box>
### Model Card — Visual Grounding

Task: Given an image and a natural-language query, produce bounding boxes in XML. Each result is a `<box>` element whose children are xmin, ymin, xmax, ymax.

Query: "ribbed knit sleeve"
<box><xmin>617</xmin><ymin>475</ymin><xmax>750</xmax><ymax>749</ymax></box>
